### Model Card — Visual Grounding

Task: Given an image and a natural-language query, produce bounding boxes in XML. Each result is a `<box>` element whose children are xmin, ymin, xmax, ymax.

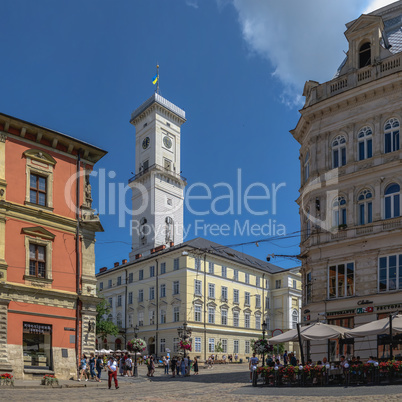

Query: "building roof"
<box><xmin>96</xmin><ymin>236</ymin><xmax>286</xmax><ymax>277</ymax></box>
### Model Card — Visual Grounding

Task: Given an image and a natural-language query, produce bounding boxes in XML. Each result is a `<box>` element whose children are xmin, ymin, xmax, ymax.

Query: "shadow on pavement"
<box><xmin>147</xmin><ymin>371</ymin><xmax>249</xmax><ymax>384</ymax></box>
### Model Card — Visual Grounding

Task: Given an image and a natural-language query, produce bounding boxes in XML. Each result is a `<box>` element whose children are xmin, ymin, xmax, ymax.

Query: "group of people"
<box><xmin>164</xmin><ymin>355</ymin><xmax>199</xmax><ymax>377</ymax></box>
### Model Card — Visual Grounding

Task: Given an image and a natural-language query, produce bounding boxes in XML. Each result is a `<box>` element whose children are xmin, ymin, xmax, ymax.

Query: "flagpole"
<box><xmin>156</xmin><ymin>64</ymin><xmax>159</xmax><ymax>94</ymax></box>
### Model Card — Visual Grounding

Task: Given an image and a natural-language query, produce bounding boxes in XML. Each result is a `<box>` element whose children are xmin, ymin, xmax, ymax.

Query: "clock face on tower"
<box><xmin>142</xmin><ymin>137</ymin><xmax>150</xmax><ymax>149</ymax></box>
<box><xmin>163</xmin><ymin>135</ymin><xmax>172</xmax><ymax>149</ymax></box>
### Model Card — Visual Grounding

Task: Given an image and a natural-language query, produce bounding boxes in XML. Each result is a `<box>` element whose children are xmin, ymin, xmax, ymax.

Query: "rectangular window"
<box><xmin>195</xmin><ymin>258</ymin><xmax>201</xmax><ymax>271</ymax></box>
<box><xmin>149</xmin><ymin>310</ymin><xmax>155</xmax><ymax>325</ymax></box>
<box><xmin>306</xmin><ymin>272</ymin><xmax>312</xmax><ymax>303</ymax></box>
<box><xmin>221</xmin><ymin>309</ymin><xmax>227</xmax><ymax>325</ymax></box>
<box><xmin>256</xmin><ymin>277</ymin><xmax>260</xmax><ymax>287</ymax></box>
<box><xmin>222</xmin><ymin>339</ymin><xmax>227</xmax><ymax>353</ymax></box>
<box><xmin>256</xmin><ymin>314</ymin><xmax>261</xmax><ymax>329</ymax></box>
<box><xmin>221</xmin><ymin>286</ymin><xmax>228</xmax><ymax>301</ymax></box>
<box><xmin>195</xmin><ymin>279</ymin><xmax>202</xmax><ymax>296</ymax></box>
<box><xmin>174</xmin><ymin>258</ymin><xmax>179</xmax><ymax>271</ymax></box>
<box><xmin>244</xmin><ymin>292</ymin><xmax>250</xmax><ymax>306</ymax></box>
<box><xmin>160</xmin><ymin>338</ymin><xmax>165</xmax><ymax>353</ymax></box>
<box><xmin>255</xmin><ymin>295</ymin><xmax>261</xmax><ymax>308</ymax></box>
<box><xmin>117</xmin><ymin>295</ymin><xmax>122</xmax><ymax>307</ymax></box>
<box><xmin>160</xmin><ymin>262</ymin><xmax>166</xmax><ymax>274</ymax></box>
<box><xmin>138</xmin><ymin>311</ymin><xmax>144</xmax><ymax>326</ymax></box>
<box><xmin>233</xmin><ymin>269</ymin><xmax>238</xmax><ymax>281</ymax></box>
<box><xmin>173</xmin><ymin>307</ymin><xmax>180</xmax><ymax>322</ymax></box>
<box><xmin>30</xmin><ymin>173</ymin><xmax>47</xmax><ymax>206</ymax></box>
<box><xmin>379</xmin><ymin>255</ymin><xmax>402</xmax><ymax>292</ymax></box>
<box><xmin>221</xmin><ymin>266</ymin><xmax>227</xmax><ymax>278</ymax></box>
<box><xmin>208</xmin><ymin>307</ymin><xmax>215</xmax><ymax>324</ymax></box>
<box><xmin>108</xmin><ymin>297</ymin><xmax>112</xmax><ymax>307</ymax></box>
<box><xmin>160</xmin><ymin>284</ymin><xmax>166</xmax><ymax>298</ymax></box>
<box><xmin>328</xmin><ymin>263</ymin><xmax>354</xmax><ymax>298</ymax></box>
<box><xmin>23</xmin><ymin>322</ymin><xmax>51</xmax><ymax>368</ymax></box>
<box><xmin>117</xmin><ymin>276</ymin><xmax>122</xmax><ymax>286</ymax></box>
<box><xmin>149</xmin><ymin>287</ymin><xmax>155</xmax><ymax>300</ymax></box>
<box><xmin>208</xmin><ymin>262</ymin><xmax>214</xmax><ymax>274</ymax></box>
<box><xmin>108</xmin><ymin>279</ymin><xmax>112</xmax><ymax>288</ymax></box>
<box><xmin>139</xmin><ymin>270</ymin><xmax>144</xmax><ymax>280</ymax></box>
<box><xmin>265</xmin><ymin>297</ymin><xmax>270</xmax><ymax>309</ymax></box>
<box><xmin>245</xmin><ymin>273</ymin><xmax>250</xmax><ymax>284</ymax></box>
<box><xmin>293</xmin><ymin>280</ymin><xmax>297</xmax><ymax>289</ymax></box>
<box><xmin>173</xmin><ymin>338</ymin><xmax>179</xmax><ymax>352</ymax></box>
<box><xmin>275</xmin><ymin>280</ymin><xmax>281</xmax><ymax>289</ymax></box>
<box><xmin>128</xmin><ymin>273</ymin><xmax>133</xmax><ymax>283</ymax></box>
<box><xmin>233</xmin><ymin>311</ymin><xmax>239</xmax><ymax>327</ymax></box>
<box><xmin>160</xmin><ymin>309</ymin><xmax>166</xmax><ymax>324</ymax></box>
<box><xmin>208</xmin><ymin>338</ymin><xmax>215</xmax><ymax>352</ymax></box>
<box><xmin>208</xmin><ymin>283</ymin><xmax>215</xmax><ymax>298</ymax></box>
<box><xmin>173</xmin><ymin>281</ymin><xmax>180</xmax><ymax>295</ymax></box>
<box><xmin>150</xmin><ymin>266</ymin><xmax>155</xmax><ymax>277</ymax></box>
<box><xmin>245</xmin><ymin>313</ymin><xmax>250</xmax><ymax>328</ymax></box>
<box><xmin>245</xmin><ymin>340</ymin><xmax>250</xmax><ymax>354</ymax></box>
<box><xmin>99</xmin><ymin>282</ymin><xmax>103</xmax><ymax>290</ymax></box>
<box><xmin>195</xmin><ymin>337</ymin><xmax>202</xmax><ymax>353</ymax></box>
<box><xmin>29</xmin><ymin>244</ymin><xmax>46</xmax><ymax>278</ymax></box>
<box><xmin>195</xmin><ymin>305</ymin><xmax>202</xmax><ymax>322</ymax></box>
<box><xmin>234</xmin><ymin>340</ymin><xmax>239</xmax><ymax>353</ymax></box>
<box><xmin>138</xmin><ymin>289</ymin><xmax>143</xmax><ymax>302</ymax></box>
<box><xmin>233</xmin><ymin>289</ymin><xmax>239</xmax><ymax>304</ymax></box>
<box><xmin>128</xmin><ymin>292</ymin><xmax>133</xmax><ymax>304</ymax></box>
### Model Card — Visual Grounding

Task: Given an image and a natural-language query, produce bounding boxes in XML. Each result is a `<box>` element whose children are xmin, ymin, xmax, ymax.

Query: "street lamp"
<box><xmin>262</xmin><ymin>320</ymin><xmax>267</xmax><ymax>366</ymax></box>
<box><xmin>133</xmin><ymin>324</ymin><xmax>139</xmax><ymax>377</ymax></box>
<box><xmin>177</xmin><ymin>322</ymin><xmax>191</xmax><ymax>359</ymax></box>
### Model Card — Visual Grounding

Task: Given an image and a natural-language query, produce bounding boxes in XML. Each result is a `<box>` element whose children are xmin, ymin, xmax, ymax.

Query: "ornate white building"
<box><xmin>292</xmin><ymin>1</ymin><xmax>402</xmax><ymax>362</ymax></box>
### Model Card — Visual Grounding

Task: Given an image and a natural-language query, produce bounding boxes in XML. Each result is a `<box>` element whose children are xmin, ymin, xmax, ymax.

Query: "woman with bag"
<box><xmin>78</xmin><ymin>354</ymin><xmax>88</xmax><ymax>381</ymax></box>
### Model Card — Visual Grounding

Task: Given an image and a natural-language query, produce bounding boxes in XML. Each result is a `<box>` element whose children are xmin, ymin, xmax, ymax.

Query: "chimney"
<box><xmin>114</xmin><ymin>262</ymin><xmax>119</xmax><ymax>268</ymax></box>
<box><xmin>122</xmin><ymin>259</ymin><xmax>127</xmax><ymax>264</ymax></box>
<box><xmin>99</xmin><ymin>267</ymin><xmax>107</xmax><ymax>273</ymax></box>
<box><xmin>135</xmin><ymin>254</ymin><xmax>142</xmax><ymax>260</ymax></box>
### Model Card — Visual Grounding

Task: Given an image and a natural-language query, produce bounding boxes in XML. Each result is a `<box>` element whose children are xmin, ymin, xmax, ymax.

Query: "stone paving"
<box><xmin>2</xmin><ymin>363</ymin><xmax>402</xmax><ymax>401</ymax></box>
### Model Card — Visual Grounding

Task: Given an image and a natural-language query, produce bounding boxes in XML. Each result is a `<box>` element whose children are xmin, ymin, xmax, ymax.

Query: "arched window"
<box><xmin>107</xmin><ymin>314</ymin><xmax>113</xmax><ymax>322</ymax></box>
<box><xmin>384</xmin><ymin>118</ymin><xmax>400</xmax><ymax>154</ymax></box>
<box><xmin>384</xmin><ymin>183</ymin><xmax>401</xmax><ymax>219</ymax></box>
<box><xmin>332</xmin><ymin>196</ymin><xmax>347</xmax><ymax>227</ymax></box>
<box><xmin>359</xmin><ymin>42</ymin><xmax>371</xmax><ymax>68</ymax></box>
<box><xmin>358</xmin><ymin>126</ymin><xmax>373</xmax><ymax>160</ymax></box>
<box><xmin>358</xmin><ymin>189</ymin><xmax>373</xmax><ymax>225</ymax></box>
<box><xmin>332</xmin><ymin>136</ymin><xmax>346</xmax><ymax>168</ymax></box>
<box><xmin>292</xmin><ymin>310</ymin><xmax>299</xmax><ymax>329</ymax></box>
<box><xmin>304</xmin><ymin>151</ymin><xmax>310</xmax><ymax>182</ymax></box>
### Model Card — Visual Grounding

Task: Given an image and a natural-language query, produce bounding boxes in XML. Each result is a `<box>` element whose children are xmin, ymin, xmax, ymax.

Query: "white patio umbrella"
<box><xmin>345</xmin><ymin>314</ymin><xmax>402</xmax><ymax>337</ymax></box>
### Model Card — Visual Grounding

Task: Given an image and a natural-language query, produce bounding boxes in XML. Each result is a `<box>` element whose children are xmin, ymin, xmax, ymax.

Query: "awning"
<box><xmin>345</xmin><ymin>314</ymin><xmax>402</xmax><ymax>337</ymax></box>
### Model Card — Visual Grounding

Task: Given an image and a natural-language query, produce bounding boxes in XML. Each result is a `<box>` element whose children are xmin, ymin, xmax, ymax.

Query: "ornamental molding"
<box><xmin>22</xmin><ymin>226</ymin><xmax>56</xmax><ymax>240</ymax></box>
<box><xmin>0</xmin><ymin>132</ymin><xmax>7</xmax><ymax>143</ymax></box>
<box><xmin>23</xmin><ymin>149</ymin><xmax>57</xmax><ymax>166</ymax></box>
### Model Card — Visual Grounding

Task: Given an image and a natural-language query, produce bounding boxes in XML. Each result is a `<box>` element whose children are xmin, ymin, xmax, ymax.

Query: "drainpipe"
<box><xmin>124</xmin><ymin>268</ymin><xmax>128</xmax><ymax>348</ymax></box>
<box><xmin>75</xmin><ymin>150</ymin><xmax>82</xmax><ymax>378</ymax></box>
<box><xmin>203</xmin><ymin>252</ymin><xmax>207</xmax><ymax>362</ymax></box>
<box><xmin>155</xmin><ymin>259</ymin><xmax>159</xmax><ymax>358</ymax></box>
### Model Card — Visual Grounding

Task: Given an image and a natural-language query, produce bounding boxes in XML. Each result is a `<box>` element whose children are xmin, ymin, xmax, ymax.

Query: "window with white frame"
<box><xmin>117</xmin><ymin>295</ymin><xmax>122</xmax><ymax>307</ymax></box>
<box><xmin>173</xmin><ymin>306</ymin><xmax>180</xmax><ymax>322</ymax></box>
<box><xmin>221</xmin><ymin>286</ymin><xmax>228</xmax><ymax>301</ymax></box>
<box><xmin>292</xmin><ymin>310</ymin><xmax>298</xmax><ymax>329</ymax></box>
<box><xmin>233</xmin><ymin>269</ymin><xmax>238</xmax><ymax>281</ymax></box>
<box><xmin>195</xmin><ymin>337</ymin><xmax>202</xmax><ymax>353</ymax></box>
<box><xmin>128</xmin><ymin>314</ymin><xmax>132</xmax><ymax>327</ymax></box>
<box><xmin>222</xmin><ymin>339</ymin><xmax>227</xmax><ymax>353</ymax></box>
<box><xmin>332</xmin><ymin>135</ymin><xmax>346</xmax><ymax>168</ymax></box>
<box><xmin>128</xmin><ymin>273</ymin><xmax>133</xmax><ymax>283</ymax></box>
<box><xmin>384</xmin><ymin>118</ymin><xmax>400</xmax><ymax>154</ymax></box>
<box><xmin>358</xmin><ymin>126</ymin><xmax>373</xmax><ymax>160</ymax></box>
<box><xmin>150</xmin><ymin>265</ymin><xmax>155</xmax><ymax>277</ymax></box>
<box><xmin>138</xmin><ymin>311</ymin><xmax>144</xmax><ymax>326</ymax></box>
<box><xmin>332</xmin><ymin>196</ymin><xmax>347</xmax><ymax>227</ymax></box>
<box><xmin>173</xmin><ymin>337</ymin><xmax>179</xmax><ymax>352</ymax></box>
<box><xmin>138</xmin><ymin>289</ymin><xmax>143</xmax><ymax>302</ymax></box>
<box><xmin>358</xmin><ymin>189</ymin><xmax>373</xmax><ymax>225</ymax></box>
<box><xmin>160</xmin><ymin>309</ymin><xmax>166</xmax><ymax>324</ymax></box>
<box><xmin>108</xmin><ymin>279</ymin><xmax>112</xmax><ymax>288</ymax></box>
<box><xmin>108</xmin><ymin>297</ymin><xmax>112</xmax><ymax>307</ymax></box>
<box><xmin>234</xmin><ymin>340</ymin><xmax>239</xmax><ymax>353</ymax></box>
<box><xmin>255</xmin><ymin>295</ymin><xmax>261</xmax><ymax>308</ymax></box>
<box><xmin>385</xmin><ymin>183</ymin><xmax>400</xmax><ymax>219</ymax></box>
<box><xmin>256</xmin><ymin>277</ymin><xmax>260</xmax><ymax>287</ymax></box>
<box><xmin>160</xmin><ymin>338</ymin><xmax>165</xmax><ymax>353</ymax></box>
<box><xmin>379</xmin><ymin>254</ymin><xmax>402</xmax><ymax>292</ymax></box>
<box><xmin>195</xmin><ymin>258</ymin><xmax>201</xmax><ymax>271</ymax></box>
<box><xmin>275</xmin><ymin>280</ymin><xmax>281</xmax><ymax>289</ymax></box>
<box><xmin>128</xmin><ymin>292</ymin><xmax>133</xmax><ymax>304</ymax></box>
<box><xmin>328</xmin><ymin>263</ymin><xmax>354</xmax><ymax>298</ymax></box>
<box><xmin>265</xmin><ymin>296</ymin><xmax>270</xmax><ymax>309</ymax></box>
<box><xmin>149</xmin><ymin>287</ymin><xmax>155</xmax><ymax>300</ymax></box>
<box><xmin>255</xmin><ymin>314</ymin><xmax>261</xmax><ymax>329</ymax></box>
<box><xmin>245</xmin><ymin>340</ymin><xmax>250</xmax><ymax>354</ymax></box>
<box><xmin>245</xmin><ymin>313</ymin><xmax>250</xmax><ymax>328</ymax></box>
<box><xmin>221</xmin><ymin>266</ymin><xmax>227</xmax><ymax>278</ymax></box>
<box><xmin>139</xmin><ymin>269</ymin><xmax>144</xmax><ymax>280</ymax></box>
<box><xmin>208</xmin><ymin>338</ymin><xmax>215</xmax><ymax>352</ymax></box>
<box><xmin>245</xmin><ymin>273</ymin><xmax>250</xmax><ymax>284</ymax></box>
<box><xmin>195</xmin><ymin>305</ymin><xmax>202</xmax><ymax>322</ymax></box>
<box><xmin>117</xmin><ymin>276</ymin><xmax>122</xmax><ymax>286</ymax></box>
<box><xmin>160</xmin><ymin>262</ymin><xmax>166</xmax><ymax>274</ymax></box>
<box><xmin>208</xmin><ymin>307</ymin><xmax>215</xmax><ymax>324</ymax></box>
<box><xmin>293</xmin><ymin>279</ymin><xmax>297</xmax><ymax>289</ymax></box>
<box><xmin>99</xmin><ymin>282</ymin><xmax>103</xmax><ymax>291</ymax></box>
<box><xmin>208</xmin><ymin>283</ymin><xmax>215</xmax><ymax>298</ymax></box>
<box><xmin>208</xmin><ymin>261</ymin><xmax>214</xmax><ymax>274</ymax></box>
<box><xmin>149</xmin><ymin>310</ymin><xmax>155</xmax><ymax>325</ymax></box>
<box><xmin>221</xmin><ymin>309</ymin><xmax>228</xmax><ymax>325</ymax></box>
<box><xmin>117</xmin><ymin>312</ymin><xmax>122</xmax><ymax>328</ymax></box>
<box><xmin>160</xmin><ymin>283</ymin><xmax>166</xmax><ymax>298</ymax></box>
<box><xmin>174</xmin><ymin>258</ymin><xmax>179</xmax><ymax>271</ymax></box>
<box><xmin>304</xmin><ymin>151</ymin><xmax>310</xmax><ymax>182</ymax></box>
<box><xmin>195</xmin><ymin>279</ymin><xmax>202</xmax><ymax>296</ymax></box>
<box><xmin>233</xmin><ymin>289</ymin><xmax>239</xmax><ymax>304</ymax></box>
<box><xmin>230</xmin><ymin>311</ymin><xmax>238</xmax><ymax>328</ymax></box>
<box><xmin>244</xmin><ymin>292</ymin><xmax>250</xmax><ymax>306</ymax></box>
<box><xmin>173</xmin><ymin>281</ymin><xmax>180</xmax><ymax>295</ymax></box>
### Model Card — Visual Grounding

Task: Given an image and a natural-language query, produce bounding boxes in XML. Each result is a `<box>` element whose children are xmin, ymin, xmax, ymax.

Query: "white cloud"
<box><xmin>363</xmin><ymin>0</ymin><xmax>396</xmax><ymax>14</ymax></box>
<box><xmin>225</xmin><ymin>0</ymin><xmax>396</xmax><ymax>106</ymax></box>
<box><xmin>186</xmin><ymin>0</ymin><xmax>199</xmax><ymax>9</ymax></box>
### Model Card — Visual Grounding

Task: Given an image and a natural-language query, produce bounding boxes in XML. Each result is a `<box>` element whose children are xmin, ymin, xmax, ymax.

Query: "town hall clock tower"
<box><xmin>128</xmin><ymin>93</ymin><xmax>187</xmax><ymax>260</ymax></box>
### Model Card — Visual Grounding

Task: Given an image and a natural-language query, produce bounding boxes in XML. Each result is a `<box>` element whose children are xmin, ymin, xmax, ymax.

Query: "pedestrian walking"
<box><xmin>107</xmin><ymin>356</ymin><xmax>119</xmax><ymax>390</ymax></box>
<box><xmin>249</xmin><ymin>353</ymin><xmax>259</xmax><ymax>382</ymax></box>
<box><xmin>89</xmin><ymin>352</ymin><xmax>96</xmax><ymax>380</ymax></box>
<box><xmin>171</xmin><ymin>356</ymin><xmax>177</xmax><ymax>377</ymax></box>
<box><xmin>180</xmin><ymin>357</ymin><xmax>186</xmax><ymax>376</ymax></box>
<box><xmin>283</xmin><ymin>350</ymin><xmax>288</xmax><ymax>366</ymax></box>
<box><xmin>163</xmin><ymin>356</ymin><xmax>170</xmax><ymax>375</ymax></box>
<box><xmin>78</xmin><ymin>354</ymin><xmax>88</xmax><ymax>381</ymax></box>
<box><xmin>96</xmin><ymin>354</ymin><xmax>103</xmax><ymax>382</ymax></box>
<box><xmin>193</xmin><ymin>357</ymin><xmax>199</xmax><ymax>375</ymax></box>
<box><xmin>125</xmin><ymin>354</ymin><xmax>133</xmax><ymax>377</ymax></box>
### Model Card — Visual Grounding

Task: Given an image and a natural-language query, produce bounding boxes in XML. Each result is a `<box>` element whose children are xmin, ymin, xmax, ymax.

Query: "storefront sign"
<box><xmin>356</xmin><ymin>306</ymin><xmax>374</xmax><ymax>314</ymax></box>
<box><xmin>357</xmin><ymin>300</ymin><xmax>373</xmax><ymax>305</ymax></box>
<box><xmin>303</xmin><ymin>315</ymin><xmax>310</xmax><ymax>321</ymax></box>
<box><xmin>23</xmin><ymin>322</ymin><xmax>52</xmax><ymax>334</ymax></box>
<box><xmin>326</xmin><ymin>309</ymin><xmax>355</xmax><ymax>317</ymax></box>
<box><xmin>376</xmin><ymin>303</ymin><xmax>402</xmax><ymax>312</ymax></box>
<box><xmin>64</xmin><ymin>327</ymin><xmax>76</xmax><ymax>331</ymax></box>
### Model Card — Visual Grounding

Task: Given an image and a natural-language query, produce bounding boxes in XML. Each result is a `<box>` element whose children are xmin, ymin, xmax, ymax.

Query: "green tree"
<box><xmin>215</xmin><ymin>341</ymin><xmax>224</xmax><ymax>353</ymax></box>
<box><xmin>96</xmin><ymin>297</ymin><xmax>119</xmax><ymax>339</ymax></box>
<box><xmin>273</xmin><ymin>343</ymin><xmax>285</xmax><ymax>356</ymax></box>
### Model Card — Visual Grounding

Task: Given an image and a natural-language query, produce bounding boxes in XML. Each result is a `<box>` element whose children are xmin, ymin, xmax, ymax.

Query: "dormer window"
<box><xmin>359</xmin><ymin>42</ymin><xmax>371</xmax><ymax>68</ymax></box>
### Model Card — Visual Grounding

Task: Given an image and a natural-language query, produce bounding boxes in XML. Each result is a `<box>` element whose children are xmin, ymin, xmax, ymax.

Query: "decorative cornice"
<box><xmin>22</xmin><ymin>226</ymin><xmax>56</xmax><ymax>240</ymax></box>
<box><xmin>23</xmin><ymin>149</ymin><xmax>57</xmax><ymax>166</ymax></box>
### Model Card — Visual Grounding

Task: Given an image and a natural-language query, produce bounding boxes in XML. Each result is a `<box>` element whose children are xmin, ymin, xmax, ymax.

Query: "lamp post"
<box><xmin>133</xmin><ymin>324</ymin><xmax>139</xmax><ymax>377</ymax></box>
<box><xmin>177</xmin><ymin>322</ymin><xmax>191</xmax><ymax>359</ymax></box>
<box><xmin>262</xmin><ymin>320</ymin><xmax>267</xmax><ymax>366</ymax></box>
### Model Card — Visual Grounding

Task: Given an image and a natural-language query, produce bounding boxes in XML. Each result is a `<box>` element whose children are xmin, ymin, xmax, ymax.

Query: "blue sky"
<box><xmin>1</xmin><ymin>0</ymin><xmax>394</xmax><ymax>270</ymax></box>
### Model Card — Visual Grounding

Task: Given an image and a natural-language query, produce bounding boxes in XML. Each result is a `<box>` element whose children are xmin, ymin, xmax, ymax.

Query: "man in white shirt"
<box><xmin>107</xmin><ymin>356</ymin><xmax>119</xmax><ymax>389</ymax></box>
